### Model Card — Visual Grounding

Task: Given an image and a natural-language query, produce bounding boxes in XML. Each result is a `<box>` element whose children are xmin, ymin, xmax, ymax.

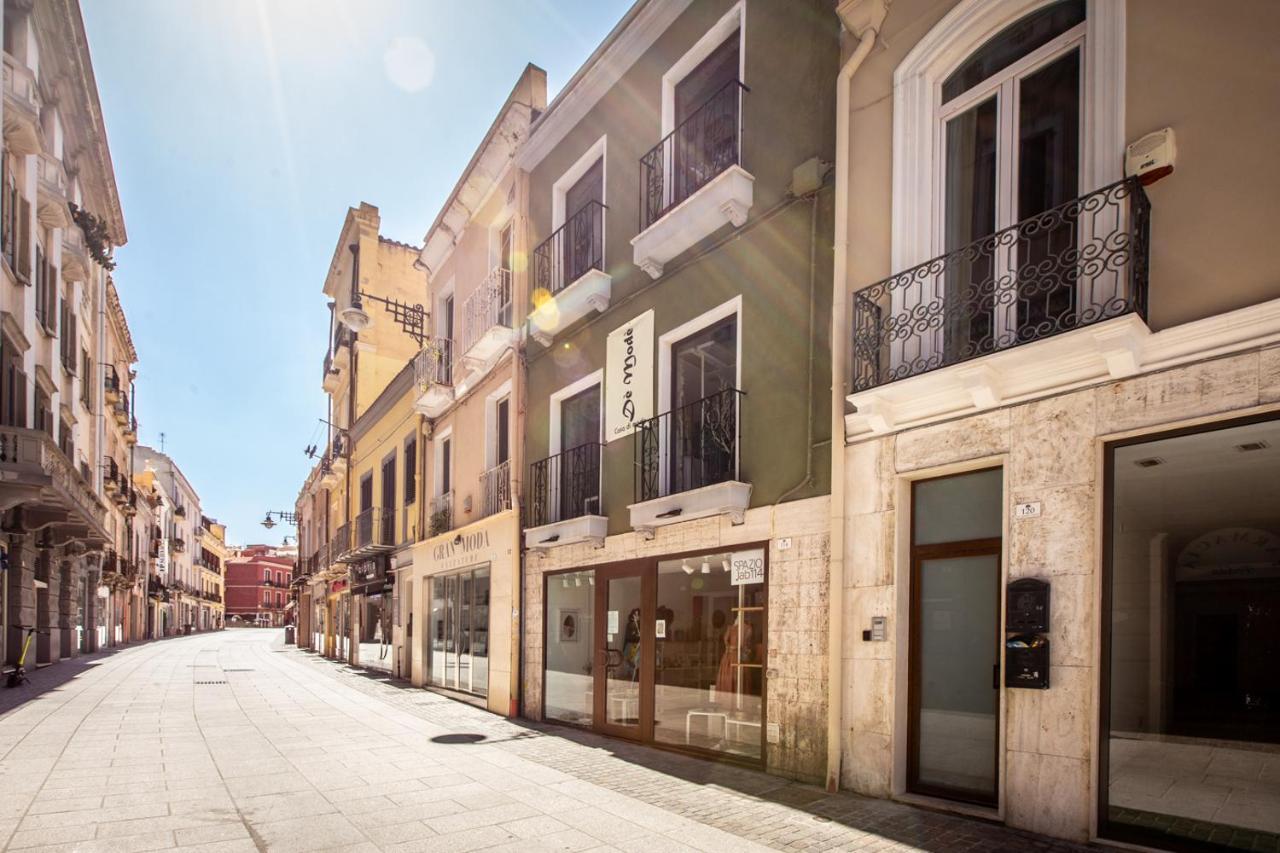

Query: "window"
<box><xmin>33</xmin><ymin>386</ymin><xmax>51</xmax><ymax>436</ymax></box>
<box><xmin>359</xmin><ymin>472</ymin><xmax>373</xmax><ymax>513</ymax></box>
<box><xmin>80</xmin><ymin>350</ymin><xmax>91</xmax><ymax>410</ymax></box>
<box><xmin>263</xmin><ymin>568</ymin><xmax>270</xmax><ymax>582</ymax></box>
<box><xmin>496</xmin><ymin>396</ymin><xmax>510</xmax><ymax>466</ymax></box>
<box><xmin>403</xmin><ymin>436</ymin><xmax>417</xmax><ymax>505</ymax></box>
<box><xmin>380</xmin><ymin>452</ymin><xmax>396</xmax><ymax>543</ymax></box>
<box><xmin>1101</xmin><ymin>417</ymin><xmax>1280</xmax><ymax>850</ymax></box>
<box><xmin>428</xmin><ymin>565</ymin><xmax>490</xmax><ymax>696</ymax></box>
<box><xmin>536</xmin><ymin>376</ymin><xmax>603</xmax><ymax>526</ymax></box>
<box><xmin>58</xmin><ymin>416</ymin><xmax>73</xmax><ymax>460</ymax></box>
<box><xmin>439</xmin><ymin>436</ymin><xmax>452</xmax><ymax>496</ymax></box>
<box><xmin>0</xmin><ymin>336</ymin><xmax>26</xmax><ymax>428</ymax></box>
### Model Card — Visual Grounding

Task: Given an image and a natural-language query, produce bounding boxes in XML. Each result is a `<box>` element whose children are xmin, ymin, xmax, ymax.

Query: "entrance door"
<box><xmin>908</xmin><ymin>468</ymin><xmax>1003</xmax><ymax>805</ymax></box>
<box><xmin>594</xmin><ymin>563</ymin><xmax>652</xmax><ymax>740</ymax></box>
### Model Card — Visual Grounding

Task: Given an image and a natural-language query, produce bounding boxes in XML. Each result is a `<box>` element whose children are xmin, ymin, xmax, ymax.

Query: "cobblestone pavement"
<box><xmin>0</xmin><ymin>630</ymin><xmax>1101</xmax><ymax>852</ymax></box>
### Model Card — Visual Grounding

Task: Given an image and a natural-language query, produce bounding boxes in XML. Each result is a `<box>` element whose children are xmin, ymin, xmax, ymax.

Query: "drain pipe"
<box><xmin>827</xmin><ymin>0</ymin><xmax>889</xmax><ymax>794</ymax></box>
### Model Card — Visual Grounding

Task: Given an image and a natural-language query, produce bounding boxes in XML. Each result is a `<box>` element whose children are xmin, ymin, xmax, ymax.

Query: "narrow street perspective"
<box><xmin>0</xmin><ymin>629</ymin><xmax>1092</xmax><ymax>853</ymax></box>
<box><xmin>1</xmin><ymin>1</ymin><xmax>1278</xmax><ymax>851</ymax></box>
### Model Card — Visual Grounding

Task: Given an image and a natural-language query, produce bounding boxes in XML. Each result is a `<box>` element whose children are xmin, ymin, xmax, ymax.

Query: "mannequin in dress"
<box><xmin>715</xmin><ymin>617</ymin><xmax>752</xmax><ymax>697</ymax></box>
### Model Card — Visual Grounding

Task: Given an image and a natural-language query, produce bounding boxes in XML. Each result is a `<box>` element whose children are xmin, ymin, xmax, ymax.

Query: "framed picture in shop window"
<box><xmin>559</xmin><ymin>609</ymin><xmax>580</xmax><ymax>643</ymax></box>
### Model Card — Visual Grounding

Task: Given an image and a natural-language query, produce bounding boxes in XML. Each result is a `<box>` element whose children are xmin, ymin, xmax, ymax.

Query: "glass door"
<box><xmin>594</xmin><ymin>563</ymin><xmax>652</xmax><ymax>740</ymax></box>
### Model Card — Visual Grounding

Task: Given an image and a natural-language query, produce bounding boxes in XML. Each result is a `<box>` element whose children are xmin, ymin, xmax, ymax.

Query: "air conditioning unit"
<box><xmin>1125</xmin><ymin>127</ymin><xmax>1175</xmax><ymax>185</ymax></box>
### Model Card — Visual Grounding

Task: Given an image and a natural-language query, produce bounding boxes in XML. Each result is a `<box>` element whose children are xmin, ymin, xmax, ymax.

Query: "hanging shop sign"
<box><xmin>605</xmin><ymin>309</ymin><xmax>654</xmax><ymax>442</ymax></box>
<box><xmin>729</xmin><ymin>549</ymin><xmax>766</xmax><ymax>586</ymax></box>
<box><xmin>349</xmin><ymin>556</ymin><xmax>389</xmax><ymax>596</ymax></box>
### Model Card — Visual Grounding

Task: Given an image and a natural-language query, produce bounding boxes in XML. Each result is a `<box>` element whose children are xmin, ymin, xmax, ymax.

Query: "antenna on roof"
<box><xmin>159</xmin><ymin>432</ymin><xmax>166</xmax><ymax>453</ymax></box>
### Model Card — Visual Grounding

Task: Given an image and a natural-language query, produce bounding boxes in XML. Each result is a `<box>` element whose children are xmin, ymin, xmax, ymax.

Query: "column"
<box><xmin>57</xmin><ymin>557</ymin><xmax>75</xmax><ymax>659</ymax></box>
<box><xmin>34</xmin><ymin>548</ymin><xmax>53</xmax><ymax>664</ymax></box>
<box><xmin>4</xmin><ymin>537</ymin><xmax>36</xmax><ymax>667</ymax></box>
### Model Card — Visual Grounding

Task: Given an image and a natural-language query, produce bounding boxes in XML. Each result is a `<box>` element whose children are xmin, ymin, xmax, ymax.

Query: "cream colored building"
<box><xmin>393</xmin><ymin>65</ymin><xmax>544</xmax><ymax>716</ymax></box>
<box><xmin>0</xmin><ymin>0</ymin><xmax>138</xmax><ymax>666</ymax></box>
<box><xmin>829</xmin><ymin>0</ymin><xmax>1280</xmax><ymax>849</ymax></box>
<box><xmin>197</xmin><ymin>516</ymin><xmax>227</xmax><ymax>630</ymax></box>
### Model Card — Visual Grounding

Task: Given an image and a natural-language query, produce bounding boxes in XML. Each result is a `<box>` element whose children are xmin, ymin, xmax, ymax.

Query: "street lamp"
<box><xmin>338</xmin><ymin>288</ymin><xmax>426</xmax><ymax>345</ymax></box>
<box><xmin>261</xmin><ymin>511</ymin><xmax>300</xmax><ymax>530</ymax></box>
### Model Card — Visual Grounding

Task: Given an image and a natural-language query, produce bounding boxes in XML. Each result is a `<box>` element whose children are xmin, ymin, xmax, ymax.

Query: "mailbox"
<box><xmin>1006</xmin><ymin>578</ymin><xmax>1050</xmax><ymax>633</ymax></box>
<box><xmin>1005</xmin><ymin>634</ymin><xmax>1050</xmax><ymax>689</ymax></box>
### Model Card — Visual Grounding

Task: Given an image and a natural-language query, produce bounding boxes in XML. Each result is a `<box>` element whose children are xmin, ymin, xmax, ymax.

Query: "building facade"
<box><xmin>516</xmin><ymin>1</ymin><xmax>837</xmax><ymax>782</ymax></box>
<box><xmin>1</xmin><ymin>0</ymin><xmax>134</xmax><ymax>667</ymax></box>
<box><xmin>135</xmin><ymin>445</ymin><xmax>202</xmax><ymax>635</ymax></box>
<box><xmin>393</xmin><ymin>65</ymin><xmax>544</xmax><ymax>716</ymax></box>
<box><xmin>225</xmin><ymin>545</ymin><xmax>293</xmax><ymax>626</ymax></box>
<box><xmin>196</xmin><ymin>515</ymin><xmax>226</xmax><ymax>630</ymax></box>
<box><xmin>830</xmin><ymin>0</ymin><xmax>1280</xmax><ymax>848</ymax></box>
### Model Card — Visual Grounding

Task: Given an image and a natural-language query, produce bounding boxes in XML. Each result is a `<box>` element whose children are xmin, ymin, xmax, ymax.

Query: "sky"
<box><xmin>80</xmin><ymin>0</ymin><xmax>633</xmax><ymax>548</ymax></box>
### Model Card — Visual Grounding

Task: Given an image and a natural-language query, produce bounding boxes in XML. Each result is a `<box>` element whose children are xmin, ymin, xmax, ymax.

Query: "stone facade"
<box><xmin>523</xmin><ymin>495</ymin><xmax>830</xmax><ymax>784</ymax></box>
<box><xmin>840</xmin><ymin>345</ymin><xmax>1280</xmax><ymax>840</ymax></box>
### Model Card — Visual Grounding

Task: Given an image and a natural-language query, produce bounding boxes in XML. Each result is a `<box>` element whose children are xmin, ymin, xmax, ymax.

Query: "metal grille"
<box><xmin>635</xmin><ymin>387</ymin><xmax>743</xmax><ymax>503</ymax></box>
<box><xmin>532</xmin><ymin>200</ymin><xmax>606</xmax><ymax>298</ymax></box>
<box><xmin>527</xmin><ymin>442</ymin><xmax>602</xmax><ymax>528</ymax></box>
<box><xmin>849</xmin><ymin>178</ymin><xmax>1151</xmax><ymax>393</ymax></box>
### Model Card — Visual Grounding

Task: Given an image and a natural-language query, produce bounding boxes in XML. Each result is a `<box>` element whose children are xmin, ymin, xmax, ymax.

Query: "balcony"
<box><xmin>412</xmin><ymin>339</ymin><xmax>454</xmax><ymax>417</ymax></box>
<box><xmin>478</xmin><ymin>460</ymin><xmax>511</xmax><ymax>521</ymax></box>
<box><xmin>629</xmin><ymin>387</ymin><xmax>750</xmax><ymax>538</ymax></box>
<box><xmin>322</xmin><ymin>327</ymin><xmax>352</xmax><ymax>394</ymax></box>
<box><xmin>529</xmin><ymin>201</ymin><xmax>610</xmax><ymax>345</ymax></box>
<box><xmin>846</xmin><ymin>179</ymin><xmax>1152</xmax><ymax>437</ymax></box>
<box><xmin>0</xmin><ymin>426</ymin><xmax>108</xmax><ymax>548</ymax></box>
<box><xmin>336</xmin><ymin>506</ymin><xmax>396</xmax><ymax>562</ymax></box>
<box><xmin>525</xmin><ymin>442</ymin><xmax>606</xmax><ymax>551</ymax></box>
<box><xmin>459</xmin><ymin>266</ymin><xmax>514</xmax><ymax>377</ymax></box>
<box><xmin>112</xmin><ymin>391</ymin><xmax>130</xmax><ymax>426</ymax></box>
<box><xmin>428</xmin><ymin>491</ymin><xmax>454</xmax><ymax>538</ymax></box>
<box><xmin>62</xmin><ymin>228</ymin><xmax>90</xmax><ymax>283</ymax></box>
<box><xmin>104</xmin><ymin>365</ymin><xmax>122</xmax><ymax>403</ymax></box>
<box><xmin>330</xmin><ymin>523</ymin><xmax>351</xmax><ymax>564</ymax></box>
<box><xmin>171</xmin><ymin>536</ymin><xmax>186</xmax><ymax>553</ymax></box>
<box><xmin>632</xmin><ymin>81</ymin><xmax>752</xmax><ymax>279</ymax></box>
<box><xmin>35</xmin><ymin>154</ymin><xmax>71</xmax><ymax>229</ymax></box>
<box><xmin>2</xmin><ymin>52</ymin><xmax>41</xmax><ymax>156</ymax></box>
<box><xmin>122</xmin><ymin>415</ymin><xmax>138</xmax><ymax>445</ymax></box>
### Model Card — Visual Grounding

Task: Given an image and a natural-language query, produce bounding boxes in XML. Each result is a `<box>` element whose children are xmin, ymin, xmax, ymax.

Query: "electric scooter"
<box><xmin>4</xmin><ymin>625</ymin><xmax>43</xmax><ymax>688</ymax></box>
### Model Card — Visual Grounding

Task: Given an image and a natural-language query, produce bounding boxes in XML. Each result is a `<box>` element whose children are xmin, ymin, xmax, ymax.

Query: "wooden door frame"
<box><xmin>907</xmin><ymin>537</ymin><xmax>1003</xmax><ymax>806</ymax></box>
<box><xmin>593</xmin><ymin>559</ymin><xmax>654</xmax><ymax>742</ymax></box>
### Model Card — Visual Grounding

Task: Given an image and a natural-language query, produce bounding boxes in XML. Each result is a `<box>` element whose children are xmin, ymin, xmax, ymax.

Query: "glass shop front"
<box><xmin>543</xmin><ymin>545</ymin><xmax>767</xmax><ymax>763</ymax></box>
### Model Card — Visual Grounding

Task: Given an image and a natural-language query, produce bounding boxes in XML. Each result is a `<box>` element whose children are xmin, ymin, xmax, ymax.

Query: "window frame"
<box><xmin>891</xmin><ymin>0</ymin><xmax>1124</xmax><ymax>272</ymax></box>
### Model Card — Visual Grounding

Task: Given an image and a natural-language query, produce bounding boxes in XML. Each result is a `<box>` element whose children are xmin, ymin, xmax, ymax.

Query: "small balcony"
<box><xmin>459</xmin><ymin>267</ymin><xmax>514</xmax><ymax>377</ymax></box>
<box><xmin>337</xmin><ymin>506</ymin><xmax>396</xmax><ymax>562</ymax></box>
<box><xmin>412</xmin><ymin>338</ymin><xmax>454</xmax><ymax>417</ymax></box>
<box><xmin>846</xmin><ymin>178</ymin><xmax>1151</xmax><ymax>436</ymax></box>
<box><xmin>122</xmin><ymin>415</ymin><xmax>138</xmax><ymax>445</ymax></box>
<box><xmin>170</xmin><ymin>536</ymin><xmax>186</xmax><ymax>553</ymax></box>
<box><xmin>530</xmin><ymin>201</ymin><xmax>610</xmax><ymax>346</ymax></box>
<box><xmin>428</xmin><ymin>491</ymin><xmax>454</xmax><ymax>538</ymax></box>
<box><xmin>1</xmin><ymin>424</ymin><xmax>129</xmax><ymax>551</ymax></box>
<box><xmin>525</xmin><ymin>442</ymin><xmax>606</xmax><ymax>551</ymax></box>
<box><xmin>330</xmin><ymin>523</ymin><xmax>351</xmax><ymax>564</ymax></box>
<box><xmin>62</xmin><ymin>228</ymin><xmax>90</xmax><ymax>283</ymax></box>
<box><xmin>2</xmin><ymin>52</ymin><xmax>41</xmax><ymax>156</ymax></box>
<box><xmin>112</xmin><ymin>391</ymin><xmax>130</xmax><ymax>426</ymax></box>
<box><xmin>104</xmin><ymin>365</ymin><xmax>122</xmax><ymax>403</ymax></box>
<box><xmin>35</xmin><ymin>154</ymin><xmax>71</xmax><ymax>229</ymax></box>
<box><xmin>629</xmin><ymin>387</ymin><xmax>750</xmax><ymax>537</ymax></box>
<box><xmin>632</xmin><ymin>80</ymin><xmax>752</xmax><ymax>279</ymax></box>
<box><xmin>478</xmin><ymin>460</ymin><xmax>512</xmax><ymax>521</ymax></box>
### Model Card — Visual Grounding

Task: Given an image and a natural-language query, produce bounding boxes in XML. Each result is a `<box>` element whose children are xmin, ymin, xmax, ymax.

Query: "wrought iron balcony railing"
<box><xmin>353</xmin><ymin>505</ymin><xmax>395</xmax><ymax>553</ymax></box>
<box><xmin>639</xmin><ymin>79</ymin><xmax>747</xmax><ymax>232</ymax></box>
<box><xmin>533</xmin><ymin>200</ymin><xmax>606</xmax><ymax>298</ymax></box>
<box><xmin>331</xmin><ymin>522</ymin><xmax>351</xmax><ymax>561</ymax></box>
<box><xmin>635</xmin><ymin>387</ymin><xmax>744</xmax><ymax>503</ymax></box>
<box><xmin>479</xmin><ymin>460</ymin><xmax>511</xmax><ymax>521</ymax></box>
<box><xmin>850</xmin><ymin>178</ymin><xmax>1151</xmax><ymax>393</ymax></box>
<box><xmin>528</xmin><ymin>442</ymin><xmax>602</xmax><ymax>528</ymax></box>
<box><xmin>429</xmin><ymin>491</ymin><xmax>454</xmax><ymax>537</ymax></box>
<box><xmin>460</xmin><ymin>266</ymin><xmax>512</xmax><ymax>356</ymax></box>
<box><xmin>413</xmin><ymin>338</ymin><xmax>453</xmax><ymax>389</ymax></box>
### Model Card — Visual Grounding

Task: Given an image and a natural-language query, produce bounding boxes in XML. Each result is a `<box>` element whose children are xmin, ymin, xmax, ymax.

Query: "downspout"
<box><xmin>511</xmin><ymin>167</ymin><xmax>530</xmax><ymax>719</ymax></box>
<box><xmin>827</xmin><ymin>0</ymin><xmax>889</xmax><ymax>794</ymax></box>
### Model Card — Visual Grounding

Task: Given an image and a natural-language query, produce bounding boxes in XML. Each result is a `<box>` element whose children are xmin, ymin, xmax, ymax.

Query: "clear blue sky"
<box><xmin>81</xmin><ymin>0</ymin><xmax>632</xmax><ymax>547</ymax></box>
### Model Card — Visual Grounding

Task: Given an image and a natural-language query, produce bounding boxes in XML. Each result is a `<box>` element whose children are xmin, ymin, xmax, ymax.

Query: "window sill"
<box><xmin>631</xmin><ymin>165</ymin><xmax>754</xmax><ymax>279</ymax></box>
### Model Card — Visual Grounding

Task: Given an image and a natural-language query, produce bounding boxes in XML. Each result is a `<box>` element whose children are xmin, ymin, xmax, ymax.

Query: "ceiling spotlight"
<box><xmin>681</xmin><ymin>562</ymin><xmax>693</xmax><ymax>575</ymax></box>
<box><xmin>561</xmin><ymin>578</ymin><xmax>569</xmax><ymax>588</ymax></box>
<box><xmin>1133</xmin><ymin>457</ymin><xmax>1165</xmax><ymax>468</ymax></box>
<box><xmin>721</xmin><ymin>559</ymin><xmax>731</xmax><ymax>573</ymax></box>
<box><xmin>574</xmin><ymin>576</ymin><xmax>582</xmax><ymax>587</ymax></box>
<box><xmin>700</xmin><ymin>561</ymin><xmax>710</xmax><ymax>574</ymax></box>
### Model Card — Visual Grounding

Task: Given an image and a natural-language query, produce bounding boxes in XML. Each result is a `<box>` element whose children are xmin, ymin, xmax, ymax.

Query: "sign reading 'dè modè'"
<box><xmin>605</xmin><ymin>309</ymin><xmax>654</xmax><ymax>442</ymax></box>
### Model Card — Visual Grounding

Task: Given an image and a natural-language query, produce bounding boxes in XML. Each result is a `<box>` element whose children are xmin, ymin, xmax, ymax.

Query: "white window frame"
<box><xmin>483</xmin><ymin>378</ymin><xmax>513</xmax><ymax>470</ymax></box>
<box><xmin>433</xmin><ymin>426</ymin><xmax>453</xmax><ymax>498</ymax></box>
<box><xmin>891</xmin><ymin>0</ymin><xmax>1124</xmax><ymax>271</ymax></box>
<box><xmin>549</xmin><ymin>369</ymin><xmax>604</xmax><ymax>456</ymax></box>
<box><xmin>551</xmin><ymin>135</ymin><xmax>607</xmax><ymax>232</ymax></box>
<box><xmin>434</xmin><ymin>277</ymin><xmax>455</xmax><ymax>342</ymax></box>
<box><xmin>660</xmin><ymin>1</ymin><xmax>746</xmax><ymax>138</ymax></box>
<box><xmin>653</xmin><ymin>295</ymin><xmax>743</xmax><ymax>496</ymax></box>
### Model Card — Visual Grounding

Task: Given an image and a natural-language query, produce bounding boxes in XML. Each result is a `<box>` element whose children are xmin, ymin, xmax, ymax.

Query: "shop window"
<box><xmin>654</xmin><ymin>552</ymin><xmax>764</xmax><ymax>760</ymax></box>
<box><xmin>545</xmin><ymin>570</ymin><xmax>595</xmax><ymax>725</ymax></box>
<box><xmin>1102</xmin><ymin>416</ymin><xmax>1280</xmax><ymax>849</ymax></box>
<box><xmin>429</xmin><ymin>565</ymin><xmax>490</xmax><ymax>696</ymax></box>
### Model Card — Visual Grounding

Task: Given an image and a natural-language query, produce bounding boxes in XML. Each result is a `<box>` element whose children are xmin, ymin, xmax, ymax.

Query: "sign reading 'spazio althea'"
<box><xmin>605</xmin><ymin>309</ymin><xmax>654</xmax><ymax>442</ymax></box>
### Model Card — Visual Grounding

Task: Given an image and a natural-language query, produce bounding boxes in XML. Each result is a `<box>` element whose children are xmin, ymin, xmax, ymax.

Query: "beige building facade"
<box><xmin>830</xmin><ymin>0</ymin><xmax>1280</xmax><ymax>849</ymax></box>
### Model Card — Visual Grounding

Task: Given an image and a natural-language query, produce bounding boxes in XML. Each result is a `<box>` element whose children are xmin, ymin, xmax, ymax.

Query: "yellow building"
<box><xmin>299</xmin><ymin>203</ymin><xmax>422</xmax><ymax>664</ymax></box>
<box><xmin>196</xmin><ymin>517</ymin><xmax>227</xmax><ymax>630</ymax></box>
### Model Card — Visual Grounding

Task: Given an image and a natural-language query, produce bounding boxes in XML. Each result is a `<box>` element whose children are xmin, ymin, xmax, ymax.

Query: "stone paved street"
<box><xmin>0</xmin><ymin>631</ymin><xmax>1097</xmax><ymax>852</ymax></box>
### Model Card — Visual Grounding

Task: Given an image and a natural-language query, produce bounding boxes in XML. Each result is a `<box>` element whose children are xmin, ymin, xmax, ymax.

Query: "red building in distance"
<box><xmin>225</xmin><ymin>545</ymin><xmax>295</xmax><ymax>627</ymax></box>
